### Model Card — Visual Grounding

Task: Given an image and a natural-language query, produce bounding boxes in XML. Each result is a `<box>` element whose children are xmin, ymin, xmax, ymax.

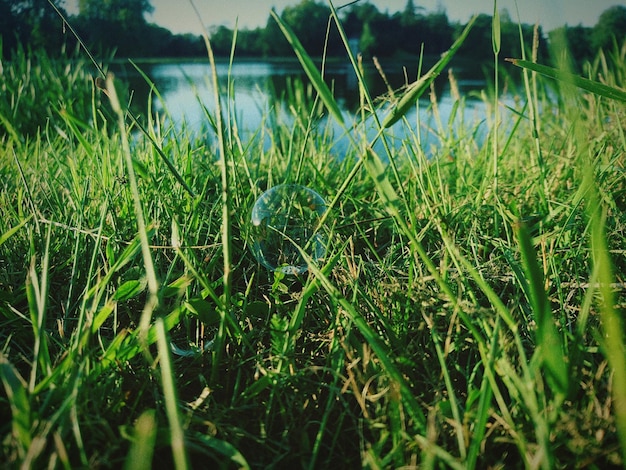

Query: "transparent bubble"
<box><xmin>250</xmin><ymin>184</ymin><xmax>327</xmax><ymax>275</ymax></box>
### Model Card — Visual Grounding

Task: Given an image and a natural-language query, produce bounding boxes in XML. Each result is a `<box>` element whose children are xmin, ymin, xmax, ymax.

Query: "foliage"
<box><xmin>77</xmin><ymin>0</ymin><xmax>153</xmax><ymax>24</ymax></box>
<box><xmin>0</xmin><ymin>0</ymin><xmax>620</xmax><ymax>68</ymax></box>
<box><xmin>592</xmin><ymin>5</ymin><xmax>626</xmax><ymax>53</ymax></box>
<box><xmin>73</xmin><ymin>0</ymin><xmax>192</xmax><ymax>58</ymax></box>
<box><xmin>548</xmin><ymin>25</ymin><xmax>594</xmax><ymax>72</ymax></box>
<box><xmin>2</xmin><ymin>3</ymin><xmax>626</xmax><ymax>470</ymax></box>
<box><xmin>456</xmin><ymin>12</ymin><xmax>548</xmax><ymax>64</ymax></box>
<box><xmin>0</xmin><ymin>0</ymin><xmax>69</xmax><ymax>56</ymax></box>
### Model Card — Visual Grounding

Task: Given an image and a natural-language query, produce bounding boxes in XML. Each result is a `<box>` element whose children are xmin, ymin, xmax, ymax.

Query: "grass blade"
<box><xmin>192</xmin><ymin>15</ymin><xmax>233</xmax><ymax>383</ymax></box>
<box><xmin>156</xmin><ymin>317</ymin><xmax>190</xmax><ymax>470</ymax></box>
<box><xmin>514</xmin><ymin>221</ymin><xmax>569</xmax><ymax>397</ymax></box>
<box><xmin>0</xmin><ymin>353</ymin><xmax>31</xmax><ymax>459</ymax></box>
<box><xmin>293</xmin><ymin>243</ymin><xmax>427</xmax><ymax>431</ymax></box>
<box><xmin>583</xmin><ymin>160</ymin><xmax>626</xmax><ymax>463</ymax></box>
<box><xmin>382</xmin><ymin>15</ymin><xmax>476</xmax><ymax>128</ymax></box>
<box><xmin>26</xmin><ymin>226</ymin><xmax>52</xmax><ymax>391</ymax></box>
<box><xmin>506</xmin><ymin>58</ymin><xmax>626</xmax><ymax>102</ymax></box>
<box><xmin>492</xmin><ymin>0</ymin><xmax>501</xmax><ymax>55</ymax></box>
<box><xmin>124</xmin><ymin>409</ymin><xmax>157</xmax><ymax>470</ymax></box>
<box><xmin>0</xmin><ymin>216</ymin><xmax>31</xmax><ymax>247</ymax></box>
<box><xmin>105</xmin><ymin>73</ymin><xmax>160</xmax><ymax>347</ymax></box>
<box><xmin>270</xmin><ymin>9</ymin><xmax>344</xmax><ymax>125</ymax></box>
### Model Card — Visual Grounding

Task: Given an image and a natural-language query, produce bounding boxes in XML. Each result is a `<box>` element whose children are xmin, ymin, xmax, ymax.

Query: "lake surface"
<box><xmin>116</xmin><ymin>59</ymin><xmax>499</xmax><ymax>155</ymax></box>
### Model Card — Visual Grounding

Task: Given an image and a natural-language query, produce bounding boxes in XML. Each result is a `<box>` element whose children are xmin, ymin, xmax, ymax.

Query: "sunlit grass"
<box><xmin>1</xmin><ymin>5</ymin><xmax>626</xmax><ymax>469</ymax></box>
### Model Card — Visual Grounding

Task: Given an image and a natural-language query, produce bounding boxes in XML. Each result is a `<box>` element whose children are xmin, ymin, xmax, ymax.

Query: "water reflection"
<box><xmin>114</xmin><ymin>59</ymin><xmax>494</xmax><ymax>153</ymax></box>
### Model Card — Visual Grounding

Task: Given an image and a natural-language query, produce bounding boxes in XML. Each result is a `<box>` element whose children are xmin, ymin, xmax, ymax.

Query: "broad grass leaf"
<box><xmin>185</xmin><ymin>298</ymin><xmax>220</xmax><ymax>325</ymax></box>
<box><xmin>514</xmin><ymin>221</ymin><xmax>569</xmax><ymax>396</ymax></box>
<box><xmin>123</xmin><ymin>409</ymin><xmax>157</xmax><ymax>470</ymax></box>
<box><xmin>113</xmin><ymin>279</ymin><xmax>145</xmax><ymax>301</ymax></box>
<box><xmin>193</xmin><ymin>433</ymin><xmax>250</xmax><ymax>470</ymax></box>
<box><xmin>0</xmin><ymin>216</ymin><xmax>31</xmax><ymax>247</ymax></box>
<box><xmin>270</xmin><ymin>10</ymin><xmax>344</xmax><ymax>125</ymax></box>
<box><xmin>507</xmin><ymin>58</ymin><xmax>626</xmax><ymax>103</ymax></box>
<box><xmin>0</xmin><ymin>354</ymin><xmax>31</xmax><ymax>452</ymax></box>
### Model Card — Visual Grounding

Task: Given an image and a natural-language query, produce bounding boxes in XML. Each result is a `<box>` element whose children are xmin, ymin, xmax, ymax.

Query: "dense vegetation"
<box><xmin>2</xmin><ymin>1</ymin><xmax>626</xmax><ymax>469</ymax></box>
<box><xmin>1</xmin><ymin>0</ymin><xmax>626</xmax><ymax>68</ymax></box>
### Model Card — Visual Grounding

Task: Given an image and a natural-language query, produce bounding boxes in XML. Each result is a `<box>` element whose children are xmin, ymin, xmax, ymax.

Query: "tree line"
<box><xmin>1</xmin><ymin>0</ymin><xmax>625</xmax><ymax>70</ymax></box>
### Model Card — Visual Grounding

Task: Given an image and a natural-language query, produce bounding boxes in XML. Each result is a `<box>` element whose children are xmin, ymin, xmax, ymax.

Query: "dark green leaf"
<box><xmin>114</xmin><ymin>279</ymin><xmax>145</xmax><ymax>301</ymax></box>
<box><xmin>185</xmin><ymin>299</ymin><xmax>220</xmax><ymax>325</ymax></box>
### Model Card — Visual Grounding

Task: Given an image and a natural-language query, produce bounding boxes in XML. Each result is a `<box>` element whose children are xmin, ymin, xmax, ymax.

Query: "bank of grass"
<box><xmin>1</xmin><ymin>8</ymin><xmax>626</xmax><ymax>469</ymax></box>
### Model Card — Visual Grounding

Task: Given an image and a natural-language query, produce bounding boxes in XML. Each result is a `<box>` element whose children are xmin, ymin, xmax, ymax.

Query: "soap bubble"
<box><xmin>250</xmin><ymin>184</ymin><xmax>327</xmax><ymax>275</ymax></box>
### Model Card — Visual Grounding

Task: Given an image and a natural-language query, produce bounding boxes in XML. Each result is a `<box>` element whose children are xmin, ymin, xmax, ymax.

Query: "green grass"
<box><xmin>1</xmin><ymin>6</ymin><xmax>626</xmax><ymax>469</ymax></box>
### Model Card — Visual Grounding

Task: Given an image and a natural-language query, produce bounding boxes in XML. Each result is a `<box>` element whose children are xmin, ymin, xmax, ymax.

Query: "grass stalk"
<box><xmin>192</xmin><ymin>0</ymin><xmax>232</xmax><ymax>383</ymax></box>
<box><xmin>27</xmin><ymin>225</ymin><xmax>52</xmax><ymax>391</ymax></box>
<box><xmin>514</xmin><ymin>221</ymin><xmax>569</xmax><ymax>397</ymax></box>
<box><xmin>105</xmin><ymin>74</ymin><xmax>160</xmax><ymax>346</ymax></box>
<box><xmin>1</xmin><ymin>5</ymin><xmax>625</xmax><ymax>468</ymax></box>
<box><xmin>124</xmin><ymin>410</ymin><xmax>157</xmax><ymax>470</ymax></box>
<box><xmin>584</xmin><ymin>158</ymin><xmax>626</xmax><ymax>464</ymax></box>
<box><xmin>492</xmin><ymin>0</ymin><xmax>501</xmax><ymax>194</ymax></box>
<box><xmin>156</xmin><ymin>317</ymin><xmax>190</xmax><ymax>470</ymax></box>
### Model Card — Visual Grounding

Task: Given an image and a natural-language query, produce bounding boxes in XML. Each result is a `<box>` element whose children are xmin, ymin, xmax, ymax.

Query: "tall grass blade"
<box><xmin>191</xmin><ymin>10</ymin><xmax>233</xmax><ymax>382</ymax></box>
<box><xmin>492</xmin><ymin>1</ymin><xmax>501</xmax><ymax>55</ymax></box>
<box><xmin>27</xmin><ymin>226</ymin><xmax>52</xmax><ymax>391</ymax></box>
<box><xmin>584</xmin><ymin>175</ymin><xmax>626</xmax><ymax>463</ymax></box>
<box><xmin>382</xmin><ymin>15</ymin><xmax>476</xmax><ymax>128</ymax></box>
<box><xmin>127</xmin><ymin>61</ymin><xmax>196</xmax><ymax>198</ymax></box>
<box><xmin>0</xmin><ymin>353</ymin><xmax>31</xmax><ymax>458</ymax></box>
<box><xmin>466</xmin><ymin>318</ymin><xmax>500</xmax><ymax>469</ymax></box>
<box><xmin>491</xmin><ymin>3</ymin><xmax>501</xmax><ymax>191</ymax></box>
<box><xmin>294</xmin><ymin>244</ymin><xmax>427</xmax><ymax>431</ymax></box>
<box><xmin>506</xmin><ymin>58</ymin><xmax>626</xmax><ymax>102</ymax></box>
<box><xmin>124</xmin><ymin>409</ymin><xmax>157</xmax><ymax>470</ymax></box>
<box><xmin>105</xmin><ymin>74</ymin><xmax>160</xmax><ymax>345</ymax></box>
<box><xmin>427</xmin><ymin>319</ymin><xmax>467</xmax><ymax>459</ymax></box>
<box><xmin>0</xmin><ymin>216</ymin><xmax>31</xmax><ymax>246</ymax></box>
<box><xmin>270</xmin><ymin>9</ymin><xmax>344</xmax><ymax>125</ymax></box>
<box><xmin>156</xmin><ymin>317</ymin><xmax>190</xmax><ymax>470</ymax></box>
<box><xmin>514</xmin><ymin>221</ymin><xmax>569</xmax><ymax>397</ymax></box>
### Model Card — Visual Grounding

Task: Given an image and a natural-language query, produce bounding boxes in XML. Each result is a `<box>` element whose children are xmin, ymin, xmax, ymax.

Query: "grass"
<box><xmin>1</xmin><ymin>4</ymin><xmax>626</xmax><ymax>468</ymax></box>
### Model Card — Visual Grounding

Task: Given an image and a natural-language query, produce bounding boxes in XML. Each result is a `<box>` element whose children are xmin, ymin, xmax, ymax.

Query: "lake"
<box><xmin>115</xmin><ymin>58</ymin><xmax>499</xmax><ymax>156</ymax></box>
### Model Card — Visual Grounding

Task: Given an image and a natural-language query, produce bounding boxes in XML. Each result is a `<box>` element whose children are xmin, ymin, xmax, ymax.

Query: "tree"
<box><xmin>262</xmin><ymin>0</ymin><xmax>342</xmax><ymax>57</ymax></box>
<box><xmin>592</xmin><ymin>5</ymin><xmax>626</xmax><ymax>52</ymax></box>
<box><xmin>400</xmin><ymin>0</ymin><xmax>424</xmax><ymax>26</ymax></box>
<box><xmin>0</xmin><ymin>0</ymin><xmax>69</xmax><ymax>55</ymax></box>
<box><xmin>210</xmin><ymin>25</ymin><xmax>234</xmax><ymax>56</ymax></box>
<box><xmin>262</xmin><ymin>12</ymin><xmax>292</xmax><ymax>57</ymax></box>
<box><xmin>78</xmin><ymin>0</ymin><xmax>153</xmax><ymax>27</ymax></box>
<box><xmin>359</xmin><ymin>21</ymin><xmax>377</xmax><ymax>57</ymax></box>
<box><xmin>75</xmin><ymin>0</ymin><xmax>155</xmax><ymax>56</ymax></box>
<box><xmin>341</xmin><ymin>1</ymin><xmax>380</xmax><ymax>41</ymax></box>
<box><xmin>0</xmin><ymin>0</ymin><xmax>19</xmax><ymax>56</ymax></box>
<box><xmin>280</xmin><ymin>0</ymin><xmax>332</xmax><ymax>56</ymax></box>
<box><xmin>423</xmin><ymin>12</ymin><xmax>452</xmax><ymax>54</ymax></box>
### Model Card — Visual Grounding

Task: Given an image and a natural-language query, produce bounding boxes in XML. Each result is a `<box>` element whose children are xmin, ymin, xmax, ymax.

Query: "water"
<box><xmin>117</xmin><ymin>59</ymin><xmax>498</xmax><ymax>155</ymax></box>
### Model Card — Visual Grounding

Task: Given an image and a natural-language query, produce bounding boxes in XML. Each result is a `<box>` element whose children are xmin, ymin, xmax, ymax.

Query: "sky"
<box><xmin>64</xmin><ymin>0</ymin><xmax>622</xmax><ymax>34</ymax></box>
